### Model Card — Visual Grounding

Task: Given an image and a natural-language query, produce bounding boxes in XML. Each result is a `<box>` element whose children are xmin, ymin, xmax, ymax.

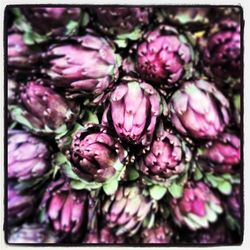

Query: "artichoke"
<box><xmin>10</xmin><ymin>81</ymin><xmax>79</xmax><ymax>136</ymax></box>
<box><xmin>226</xmin><ymin>185</ymin><xmax>240</xmax><ymax>220</ymax></box>
<box><xmin>137</xmin><ymin>124</ymin><xmax>191</xmax><ymax>183</ymax></box>
<box><xmin>83</xmin><ymin>228</ymin><xmax>124</xmax><ymax>244</ymax></box>
<box><xmin>156</xmin><ymin>7</ymin><xmax>212</xmax><ymax>30</ymax></box>
<box><xmin>197</xmin><ymin>133</ymin><xmax>240</xmax><ymax>172</ymax></box>
<box><xmin>8</xmin><ymin>32</ymin><xmax>31</xmax><ymax>70</ymax></box>
<box><xmin>8</xmin><ymin>129</ymin><xmax>50</xmax><ymax>181</ymax></box>
<box><xmin>168</xmin><ymin>80</ymin><xmax>230</xmax><ymax>139</ymax></box>
<box><xmin>44</xmin><ymin>32</ymin><xmax>120</xmax><ymax>101</ymax></box>
<box><xmin>102</xmin><ymin>77</ymin><xmax>166</xmax><ymax>146</ymax></box>
<box><xmin>142</xmin><ymin>222</ymin><xmax>172</xmax><ymax>243</ymax></box>
<box><xmin>20</xmin><ymin>7</ymin><xmax>82</xmax><ymax>36</ymax></box>
<box><xmin>8</xmin><ymin>183</ymin><xmax>37</xmax><ymax>225</ymax></box>
<box><xmin>203</xmin><ymin>19</ymin><xmax>241</xmax><ymax>79</ymax></box>
<box><xmin>102</xmin><ymin>184</ymin><xmax>157</xmax><ymax>236</ymax></box>
<box><xmin>40</xmin><ymin>178</ymin><xmax>88</xmax><ymax>238</ymax></box>
<box><xmin>170</xmin><ymin>181</ymin><xmax>223</xmax><ymax>230</ymax></box>
<box><xmin>90</xmin><ymin>7</ymin><xmax>152</xmax><ymax>46</ymax></box>
<box><xmin>66</xmin><ymin>124</ymin><xmax>127</xmax><ymax>183</ymax></box>
<box><xmin>137</xmin><ymin>25</ymin><xmax>192</xmax><ymax>86</ymax></box>
<box><xmin>180</xmin><ymin>221</ymin><xmax>230</xmax><ymax>244</ymax></box>
<box><xmin>8</xmin><ymin>223</ymin><xmax>58</xmax><ymax>244</ymax></box>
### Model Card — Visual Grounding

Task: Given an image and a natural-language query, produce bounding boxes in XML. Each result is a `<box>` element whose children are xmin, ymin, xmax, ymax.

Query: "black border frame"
<box><xmin>3</xmin><ymin>4</ymin><xmax>244</xmax><ymax>247</ymax></box>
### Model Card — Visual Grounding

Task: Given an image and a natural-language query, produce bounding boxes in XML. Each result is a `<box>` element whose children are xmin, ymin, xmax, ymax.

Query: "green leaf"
<box><xmin>149</xmin><ymin>185</ymin><xmax>167</xmax><ymax>200</ymax></box>
<box><xmin>209</xmin><ymin>201</ymin><xmax>223</xmax><ymax>214</ymax></box>
<box><xmin>222</xmin><ymin>173</ymin><xmax>234</xmax><ymax>182</ymax></box>
<box><xmin>9</xmin><ymin>105</ymin><xmax>33</xmax><ymax>130</ymax></box>
<box><xmin>218</xmin><ymin>181</ymin><xmax>232</xmax><ymax>195</ymax></box>
<box><xmin>81</xmin><ymin>12</ymin><xmax>90</xmax><ymax>27</ymax></box>
<box><xmin>71</xmin><ymin>180</ymin><xmax>88</xmax><ymax>190</ymax></box>
<box><xmin>127</xmin><ymin>168</ymin><xmax>140</xmax><ymax>181</ymax></box>
<box><xmin>205</xmin><ymin>204</ymin><xmax>217</xmax><ymax>223</ymax></box>
<box><xmin>23</xmin><ymin>32</ymin><xmax>35</xmax><ymax>45</ymax></box>
<box><xmin>38</xmin><ymin>208</ymin><xmax>46</xmax><ymax>223</ymax></box>
<box><xmin>71</xmin><ymin>179</ymin><xmax>102</xmax><ymax>190</ymax></box>
<box><xmin>83</xmin><ymin>110</ymin><xmax>99</xmax><ymax>124</ymax></box>
<box><xmin>183</xmin><ymin>216</ymin><xmax>199</xmax><ymax>231</ymax></box>
<box><xmin>205</xmin><ymin>173</ymin><xmax>219</xmax><ymax>187</ymax></box>
<box><xmin>194</xmin><ymin>166</ymin><xmax>203</xmax><ymax>181</ymax></box>
<box><xmin>114</xmin><ymin>39</ymin><xmax>127</xmax><ymax>48</ymax></box>
<box><xmin>188</xmin><ymin>213</ymin><xmax>209</xmax><ymax>228</ymax></box>
<box><xmin>103</xmin><ymin>179</ymin><xmax>118</xmax><ymax>195</ymax></box>
<box><xmin>116</xmin><ymin>27</ymin><xmax>142</xmax><ymax>40</ymax></box>
<box><xmin>66</xmin><ymin>20</ymin><xmax>78</xmax><ymax>35</ymax></box>
<box><xmin>168</xmin><ymin>182</ymin><xmax>183</xmax><ymax>198</ymax></box>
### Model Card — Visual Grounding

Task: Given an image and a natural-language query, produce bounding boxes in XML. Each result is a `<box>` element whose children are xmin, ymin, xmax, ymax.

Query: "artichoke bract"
<box><xmin>170</xmin><ymin>181</ymin><xmax>223</xmax><ymax>231</ymax></box>
<box><xmin>83</xmin><ymin>228</ymin><xmax>125</xmax><ymax>244</ymax></box>
<box><xmin>8</xmin><ymin>183</ymin><xmax>37</xmax><ymax>225</ymax></box>
<box><xmin>41</xmin><ymin>178</ymin><xmax>88</xmax><ymax>238</ymax></box>
<box><xmin>142</xmin><ymin>222</ymin><xmax>172</xmax><ymax>243</ymax></box>
<box><xmin>68</xmin><ymin>124</ymin><xmax>127</xmax><ymax>183</ymax></box>
<box><xmin>44</xmin><ymin>33</ymin><xmax>120</xmax><ymax>101</ymax></box>
<box><xmin>102</xmin><ymin>77</ymin><xmax>166</xmax><ymax>146</ymax></box>
<box><xmin>8</xmin><ymin>223</ymin><xmax>58</xmax><ymax>244</ymax></box>
<box><xmin>203</xmin><ymin>19</ymin><xmax>241</xmax><ymax>79</ymax></box>
<box><xmin>137</xmin><ymin>25</ymin><xmax>192</xmax><ymax>86</ymax></box>
<box><xmin>10</xmin><ymin>81</ymin><xmax>79</xmax><ymax>136</ymax></box>
<box><xmin>198</xmin><ymin>133</ymin><xmax>240</xmax><ymax>167</ymax></box>
<box><xmin>8</xmin><ymin>79</ymin><xmax>17</xmax><ymax>104</ymax></box>
<box><xmin>21</xmin><ymin>7</ymin><xmax>82</xmax><ymax>36</ymax></box>
<box><xmin>8</xmin><ymin>130</ymin><xmax>50</xmax><ymax>181</ymax></box>
<box><xmin>102</xmin><ymin>184</ymin><xmax>156</xmax><ymax>236</ymax></box>
<box><xmin>168</xmin><ymin>80</ymin><xmax>230</xmax><ymax>139</ymax></box>
<box><xmin>137</xmin><ymin>125</ymin><xmax>191</xmax><ymax>182</ymax></box>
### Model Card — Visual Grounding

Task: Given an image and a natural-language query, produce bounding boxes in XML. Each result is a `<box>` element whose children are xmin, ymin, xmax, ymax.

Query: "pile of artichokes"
<box><xmin>6</xmin><ymin>6</ymin><xmax>242</xmax><ymax>245</ymax></box>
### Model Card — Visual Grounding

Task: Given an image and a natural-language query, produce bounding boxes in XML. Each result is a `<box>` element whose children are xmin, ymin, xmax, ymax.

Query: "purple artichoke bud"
<box><xmin>203</xmin><ymin>19</ymin><xmax>241</xmax><ymax>79</ymax></box>
<box><xmin>170</xmin><ymin>181</ymin><xmax>223</xmax><ymax>230</ymax></box>
<box><xmin>137</xmin><ymin>126</ymin><xmax>192</xmax><ymax>182</ymax></box>
<box><xmin>41</xmin><ymin>178</ymin><xmax>88</xmax><ymax>238</ymax></box>
<box><xmin>168</xmin><ymin>80</ymin><xmax>230</xmax><ymax>139</ymax></box>
<box><xmin>102</xmin><ymin>77</ymin><xmax>166</xmax><ymax>146</ymax></box>
<box><xmin>8</xmin><ymin>32</ymin><xmax>30</xmax><ymax>68</ymax></box>
<box><xmin>68</xmin><ymin>124</ymin><xmax>127</xmax><ymax>183</ymax></box>
<box><xmin>8</xmin><ymin>79</ymin><xmax>17</xmax><ymax>104</ymax></box>
<box><xmin>226</xmin><ymin>185</ymin><xmax>240</xmax><ymax>220</ymax></box>
<box><xmin>8</xmin><ymin>223</ymin><xmax>58</xmax><ymax>244</ymax></box>
<box><xmin>102</xmin><ymin>184</ymin><xmax>156</xmax><ymax>236</ymax></box>
<box><xmin>8</xmin><ymin>129</ymin><xmax>50</xmax><ymax>181</ymax></box>
<box><xmin>21</xmin><ymin>7</ymin><xmax>82</xmax><ymax>36</ymax></box>
<box><xmin>90</xmin><ymin>7</ymin><xmax>152</xmax><ymax>36</ymax></box>
<box><xmin>198</xmin><ymin>133</ymin><xmax>240</xmax><ymax>166</ymax></box>
<box><xmin>44</xmin><ymin>33</ymin><xmax>120</xmax><ymax>100</ymax></box>
<box><xmin>157</xmin><ymin>7</ymin><xmax>212</xmax><ymax>30</ymax></box>
<box><xmin>11</xmin><ymin>81</ymin><xmax>79</xmax><ymax>136</ymax></box>
<box><xmin>142</xmin><ymin>223</ymin><xmax>172</xmax><ymax>244</ymax></box>
<box><xmin>137</xmin><ymin>25</ymin><xmax>192</xmax><ymax>86</ymax></box>
<box><xmin>83</xmin><ymin>228</ymin><xmax>125</xmax><ymax>244</ymax></box>
<box><xmin>8</xmin><ymin>183</ymin><xmax>37</xmax><ymax>225</ymax></box>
